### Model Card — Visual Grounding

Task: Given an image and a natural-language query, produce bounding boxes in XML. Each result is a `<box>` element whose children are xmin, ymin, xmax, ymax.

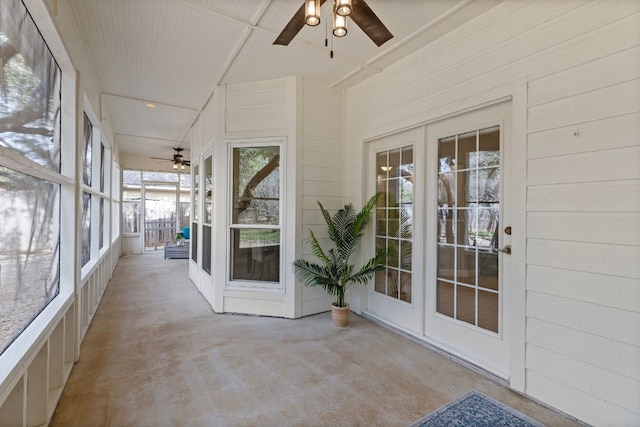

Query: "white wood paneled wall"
<box><xmin>300</xmin><ymin>80</ymin><xmax>345</xmax><ymax>316</ymax></box>
<box><xmin>344</xmin><ymin>0</ymin><xmax>640</xmax><ymax>425</ymax></box>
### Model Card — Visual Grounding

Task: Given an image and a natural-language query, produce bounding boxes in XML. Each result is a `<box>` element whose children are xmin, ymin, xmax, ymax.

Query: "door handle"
<box><xmin>493</xmin><ymin>245</ymin><xmax>511</xmax><ymax>255</ymax></box>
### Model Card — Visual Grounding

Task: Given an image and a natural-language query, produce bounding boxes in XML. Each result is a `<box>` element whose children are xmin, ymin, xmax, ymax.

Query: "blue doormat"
<box><xmin>409</xmin><ymin>390</ymin><xmax>545</xmax><ymax>427</ymax></box>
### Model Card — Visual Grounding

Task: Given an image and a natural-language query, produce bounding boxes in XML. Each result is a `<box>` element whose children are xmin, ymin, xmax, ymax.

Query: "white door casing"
<box><xmin>364</xmin><ymin>99</ymin><xmax>524</xmax><ymax>384</ymax></box>
<box><xmin>424</xmin><ymin>101</ymin><xmax>513</xmax><ymax>380</ymax></box>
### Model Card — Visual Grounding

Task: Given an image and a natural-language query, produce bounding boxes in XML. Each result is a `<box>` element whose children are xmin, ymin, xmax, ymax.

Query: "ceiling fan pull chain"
<box><xmin>330</xmin><ymin>30</ymin><xmax>334</xmax><ymax>58</ymax></box>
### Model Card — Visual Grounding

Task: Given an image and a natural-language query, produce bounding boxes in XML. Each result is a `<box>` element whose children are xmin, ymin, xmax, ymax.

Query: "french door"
<box><xmin>365</xmin><ymin>101</ymin><xmax>514</xmax><ymax>380</ymax></box>
<box><xmin>365</xmin><ymin>128</ymin><xmax>424</xmax><ymax>334</ymax></box>
<box><xmin>424</xmin><ymin>102</ymin><xmax>512</xmax><ymax>379</ymax></box>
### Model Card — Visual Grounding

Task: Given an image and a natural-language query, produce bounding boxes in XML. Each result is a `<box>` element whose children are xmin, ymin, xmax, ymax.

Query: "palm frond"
<box><xmin>318</xmin><ymin>201</ymin><xmax>338</xmax><ymax>244</ymax></box>
<box><xmin>333</xmin><ymin>204</ymin><xmax>357</xmax><ymax>261</ymax></box>
<box><xmin>353</xmin><ymin>192</ymin><xmax>381</xmax><ymax>239</ymax></box>
<box><xmin>308</xmin><ymin>229</ymin><xmax>330</xmax><ymax>265</ymax></box>
<box><xmin>346</xmin><ymin>255</ymin><xmax>386</xmax><ymax>286</ymax></box>
<box><xmin>292</xmin><ymin>259</ymin><xmax>332</xmax><ymax>286</ymax></box>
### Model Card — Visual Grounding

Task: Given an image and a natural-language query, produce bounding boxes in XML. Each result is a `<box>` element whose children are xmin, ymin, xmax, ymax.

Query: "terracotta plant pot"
<box><xmin>331</xmin><ymin>303</ymin><xmax>350</xmax><ymax>327</ymax></box>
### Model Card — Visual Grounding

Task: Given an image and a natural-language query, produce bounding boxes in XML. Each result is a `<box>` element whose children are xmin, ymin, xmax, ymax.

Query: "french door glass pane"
<box><xmin>436</xmin><ymin>126</ymin><xmax>500</xmax><ymax>333</ymax></box>
<box><xmin>374</xmin><ymin>145</ymin><xmax>413</xmax><ymax>303</ymax></box>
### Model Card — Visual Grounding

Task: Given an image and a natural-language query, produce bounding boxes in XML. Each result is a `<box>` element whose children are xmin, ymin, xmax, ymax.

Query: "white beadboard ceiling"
<box><xmin>68</xmin><ymin>0</ymin><xmax>504</xmax><ymax>168</ymax></box>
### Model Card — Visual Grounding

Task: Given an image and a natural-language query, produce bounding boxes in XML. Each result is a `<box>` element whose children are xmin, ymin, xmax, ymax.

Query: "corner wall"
<box><xmin>188</xmin><ymin>77</ymin><xmax>344</xmax><ymax>318</ymax></box>
<box><xmin>344</xmin><ymin>1</ymin><xmax>640</xmax><ymax>425</ymax></box>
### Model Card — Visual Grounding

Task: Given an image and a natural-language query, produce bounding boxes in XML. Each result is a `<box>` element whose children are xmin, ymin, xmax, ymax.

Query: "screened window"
<box><xmin>81</xmin><ymin>192</ymin><xmax>91</xmax><ymax>266</ymax></box>
<box><xmin>82</xmin><ymin>114</ymin><xmax>92</xmax><ymax>186</ymax></box>
<box><xmin>0</xmin><ymin>3</ymin><xmax>61</xmax><ymax>172</ymax></box>
<box><xmin>99</xmin><ymin>197</ymin><xmax>105</xmax><ymax>250</ymax></box>
<box><xmin>0</xmin><ymin>0</ymin><xmax>62</xmax><ymax>355</ymax></box>
<box><xmin>100</xmin><ymin>142</ymin><xmax>105</xmax><ymax>192</ymax></box>
<box><xmin>229</xmin><ymin>145</ymin><xmax>281</xmax><ymax>284</ymax></box>
<box><xmin>122</xmin><ymin>170</ymin><xmax>141</xmax><ymax>233</ymax></box>
<box><xmin>192</xmin><ymin>164</ymin><xmax>199</xmax><ymax>263</ymax></box>
<box><xmin>112</xmin><ymin>164</ymin><xmax>121</xmax><ymax>242</ymax></box>
<box><xmin>202</xmin><ymin>155</ymin><xmax>212</xmax><ymax>274</ymax></box>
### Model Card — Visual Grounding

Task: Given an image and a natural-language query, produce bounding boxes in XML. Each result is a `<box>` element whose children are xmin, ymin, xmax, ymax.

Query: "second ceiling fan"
<box><xmin>274</xmin><ymin>0</ymin><xmax>393</xmax><ymax>47</ymax></box>
<box><xmin>150</xmin><ymin>147</ymin><xmax>190</xmax><ymax>170</ymax></box>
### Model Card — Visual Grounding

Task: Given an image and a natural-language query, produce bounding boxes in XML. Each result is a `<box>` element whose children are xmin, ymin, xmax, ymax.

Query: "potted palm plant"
<box><xmin>292</xmin><ymin>193</ymin><xmax>386</xmax><ymax>326</ymax></box>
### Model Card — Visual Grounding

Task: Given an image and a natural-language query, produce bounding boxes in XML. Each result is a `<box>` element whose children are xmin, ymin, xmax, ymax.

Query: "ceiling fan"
<box><xmin>274</xmin><ymin>0</ymin><xmax>393</xmax><ymax>47</ymax></box>
<box><xmin>151</xmin><ymin>147</ymin><xmax>191</xmax><ymax>170</ymax></box>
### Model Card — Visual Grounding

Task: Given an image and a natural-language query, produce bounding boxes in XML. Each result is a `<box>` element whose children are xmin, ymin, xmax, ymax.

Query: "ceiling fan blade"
<box><xmin>183</xmin><ymin>161</ymin><xmax>191</xmax><ymax>166</ymax></box>
<box><xmin>150</xmin><ymin>157</ymin><xmax>173</xmax><ymax>161</ymax></box>
<box><xmin>273</xmin><ymin>0</ymin><xmax>327</xmax><ymax>46</ymax></box>
<box><xmin>350</xmin><ymin>0</ymin><xmax>393</xmax><ymax>47</ymax></box>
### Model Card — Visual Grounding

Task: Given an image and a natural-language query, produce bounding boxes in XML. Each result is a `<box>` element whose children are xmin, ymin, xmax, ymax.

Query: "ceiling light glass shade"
<box><xmin>180</xmin><ymin>163</ymin><xmax>185</xmax><ymax>170</ymax></box>
<box><xmin>335</xmin><ymin>0</ymin><xmax>352</xmax><ymax>16</ymax></box>
<box><xmin>333</xmin><ymin>11</ymin><xmax>347</xmax><ymax>37</ymax></box>
<box><xmin>305</xmin><ymin>0</ymin><xmax>321</xmax><ymax>26</ymax></box>
<box><xmin>173</xmin><ymin>163</ymin><xmax>178</xmax><ymax>170</ymax></box>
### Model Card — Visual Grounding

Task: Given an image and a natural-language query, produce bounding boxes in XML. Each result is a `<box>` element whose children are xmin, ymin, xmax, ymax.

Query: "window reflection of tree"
<box><xmin>0</xmin><ymin>0</ymin><xmax>61</xmax><ymax>355</ymax></box>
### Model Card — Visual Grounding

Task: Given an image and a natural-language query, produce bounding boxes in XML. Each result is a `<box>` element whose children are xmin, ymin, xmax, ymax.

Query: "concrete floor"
<box><xmin>51</xmin><ymin>253</ymin><xmax>580</xmax><ymax>427</ymax></box>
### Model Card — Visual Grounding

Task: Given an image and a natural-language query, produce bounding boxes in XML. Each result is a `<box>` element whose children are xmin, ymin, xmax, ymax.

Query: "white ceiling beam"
<box><xmin>101</xmin><ymin>92</ymin><xmax>199</xmax><ymax>112</ymax></box>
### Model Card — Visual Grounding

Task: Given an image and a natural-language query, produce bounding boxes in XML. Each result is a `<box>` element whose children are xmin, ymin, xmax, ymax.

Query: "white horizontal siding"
<box><xmin>527</xmin><ymin>212</ymin><xmax>640</xmax><ymax>245</ymax></box>
<box><xmin>527</xmin><ymin>291</ymin><xmax>640</xmax><ymax>348</ymax></box>
<box><xmin>526</xmin><ymin>369</ymin><xmax>639</xmax><ymax>426</ymax></box>
<box><xmin>345</xmin><ymin>0</ymin><xmax>640</xmax><ymax>424</ymax></box>
<box><xmin>299</xmin><ymin>79</ymin><xmax>344</xmax><ymax>316</ymax></box>
<box><xmin>528</xmin><ymin>113</ymin><xmax>640</xmax><ymax>159</ymax></box>
<box><xmin>527</xmin><ymin>146</ymin><xmax>640</xmax><ymax>185</ymax></box>
<box><xmin>527</xmin><ymin>317</ymin><xmax>640</xmax><ymax>381</ymax></box>
<box><xmin>225</xmin><ymin>79</ymin><xmax>288</xmax><ymax>135</ymax></box>
<box><xmin>347</xmin><ymin>1</ymin><xmax>640</xmax><ymax>140</ymax></box>
<box><xmin>527</xmin><ymin>344</ymin><xmax>639</xmax><ymax>414</ymax></box>
<box><xmin>527</xmin><ymin>265</ymin><xmax>640</xmax><ymax>313</ymax></box>
<box><xmin>527</xmin><ymin>180</ymin><xmax>640</xmax><ymax>212</ymax></box>
<box><xmin>528</xmin><ymin>79</ymin><xmax>640</xmax><ymax>133</ymax></box>
<box><xmin>527</xmin><ymin>46</ymin><xmax>640</xmax><ymax>107</ymax></box>
<box><xmin>528</xmin><ymin>239</ymin><xmax>640</xmax><ymax>279</ymax></box>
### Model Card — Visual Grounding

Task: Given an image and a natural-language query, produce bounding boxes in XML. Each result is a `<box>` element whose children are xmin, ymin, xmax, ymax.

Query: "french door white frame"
<box><xmin>424</xmin><ymin>101</ymin><xmax>511</xmax><ymax>380</ymax></box>
<box><xmin>361</xmin><ymin>83</ymin><xmax>527</xmax><ymax>391</ymax></box>
<box><xmin>364</xmin><ymin>128</ymin><xmax>426</xmax><ymax>335</ymax></box>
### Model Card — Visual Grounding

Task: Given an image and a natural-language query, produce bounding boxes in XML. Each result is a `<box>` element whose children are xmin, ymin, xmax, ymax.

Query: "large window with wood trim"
<box><xmin>229</xmin><ymin>143</ymin><xmax>281</xmax><ymax>285</ymax></box>
<box><xmin>0</xmin><ymin>0</ymin><xmax>62</xmax><ymax>355</ymax></box>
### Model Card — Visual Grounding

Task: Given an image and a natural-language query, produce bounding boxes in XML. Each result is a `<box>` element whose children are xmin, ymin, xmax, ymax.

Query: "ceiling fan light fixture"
<box><xmin>335</xmin><ymin>0</ymin><xmax>352</xmax><ymax>16</ymax></box>
<box><xmin>180</xmin><ymin>163</ymin><xmax>185</xmax><ymax>170</ymax></box>
<box><xmin>333</xmin><ymin>9</ymin><xmax>347</xmax><ymax>37</ymax></box>
<box><xmin>173</xmin><ymin>162</ymin><xmax>178</xmax><ymax>170</ymax></box>
<box><xmin>305</xmin><ymin>0</ymin><xmax>321</xmax><ymax>26</ymax></box>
